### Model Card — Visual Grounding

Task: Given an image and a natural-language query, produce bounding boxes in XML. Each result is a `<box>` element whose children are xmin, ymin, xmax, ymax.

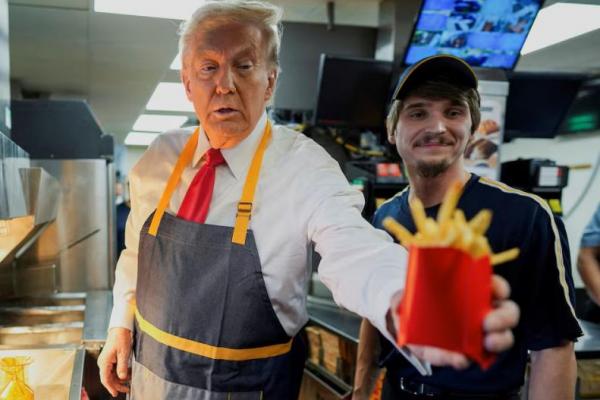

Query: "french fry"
<box><xmin>383</xmin><ymin>217</ymin><xmax>414</xmax><ymax>246</ymax></box>
<box><xmin>491</xmin><ymin>248</ymin><xmax>520</xmax><ymax>266</ymax></box>
<box><xmin>382</xmin><ymin>180</ymin><xmax>520</xmax><ymax>265</ymax></box>
<box><xmin>424</xmin><ymin>218</ymin><xmax>438</xmax><ymax>238</ymax></box>
<box><xmin>409</xmin><ymin>197</ymin><xmax>428</xmax><ymax>234</ymax></box>
<box><xmin>437</xmin><ymin>181</ymin><xmax>463</xmax><ymax>228</ymax></box>
<box><xmin>454</xmin><ymin>209</ymin><xmax>467</xmax><ymax>226</ymax></box>
<box><xmin>468</xmin><ymin>209</ymin><xmax>492</xmax><ymax>235</ymax></box>
<box><xmin>469</xmin><ymin>236</ymin><xmax>491</xmax><ymax>259</ymax></box>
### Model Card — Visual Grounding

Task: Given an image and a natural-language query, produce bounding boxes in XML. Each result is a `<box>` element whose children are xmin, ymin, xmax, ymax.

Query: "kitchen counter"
<box><xmin>83</xmin><ymin>290</ymin><xmax>112</xmax><ymax>348</ymax></box>
<box><xmin>307</xmin><ymin>296</ymin><xmax>360</xmax><ymax>344</ymax></box>
<box><xmin>307</xmin><ymin>296</ymin><xmax>600</xmax><ymax>359</ymax></box>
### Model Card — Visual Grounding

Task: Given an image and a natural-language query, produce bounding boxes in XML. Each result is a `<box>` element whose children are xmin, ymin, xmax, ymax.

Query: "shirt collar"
<box><xmin>192</xmin><ymin>111</ymin><xmax>268</xmax><ymax>181</ymax></box>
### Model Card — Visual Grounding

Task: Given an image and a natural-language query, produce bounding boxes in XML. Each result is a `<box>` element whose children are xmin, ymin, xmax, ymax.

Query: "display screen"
<box><xmin>404</xmin><ymin>0</ymin><xmax>542</xmax><ymax>69</ymax></box>
<box><xmin>504</xmin><ymin>72</ymin><xmax>584</xmax><ymax>141</ymax></box>
<box><xmin>313</xmin><ymin>54</ymin><xmax>393</xmax><ymax>131</ymax></box>
<box><xmin>559</xmin><ymin>79</ymin><xmax>600</xmax><ymax>134</ymax></box>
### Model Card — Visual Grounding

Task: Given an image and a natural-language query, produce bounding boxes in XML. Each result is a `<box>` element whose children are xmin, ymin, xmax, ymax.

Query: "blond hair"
<box><xmin>178</xmin><ymin>0</ymin><xmax>283</xmax><ymax>69</ymax></box>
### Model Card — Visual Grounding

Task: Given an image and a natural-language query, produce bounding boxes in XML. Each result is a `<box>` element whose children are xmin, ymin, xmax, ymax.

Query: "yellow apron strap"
<box><xmin>148</xmin><ymin>121</ymin><xmax>271</xmax><ymax>242</ymax></box>
<box><xmin>148</xmin><ymin>128</ymin><xmax>199</xmax><ymax>236</ymax></box>
<box><xmin>135</xmin><ymin>307</ymin><xmax>293</xmax><ymax>361</ymax></box>
<box><xmin>231</xmin><ymin>121</ymin><xmax>272</xmax><ymax>245</ymax></box>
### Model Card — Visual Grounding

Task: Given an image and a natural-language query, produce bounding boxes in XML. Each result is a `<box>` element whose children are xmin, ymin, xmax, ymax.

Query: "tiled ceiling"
<box><xmin>7</xmin><ymin>0</ymin><xmax>600</xmax><ymax>142</ymax></box>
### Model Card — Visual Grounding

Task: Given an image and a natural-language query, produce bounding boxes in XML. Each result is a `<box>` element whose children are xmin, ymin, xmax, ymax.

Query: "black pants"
<box><xmin>382</xmin><ymin>378</ymin><xmax>521</xmax><ymax>400</ymax></box>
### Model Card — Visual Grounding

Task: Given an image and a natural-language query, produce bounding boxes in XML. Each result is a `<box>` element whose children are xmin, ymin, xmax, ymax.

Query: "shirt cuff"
<box><xmin>108</xmin><ymin>300</ymin><xmax>135</xmax><ymax>332</ymax></box>
<box><xmin>581</xmin><ymin>233</ymin><xmax>600</xmax><ymax>248</ymax></box>
<box><xmin>370</xmin><ymin>285</ymin><xmax>432</xmax><ymax>376</ymax></box>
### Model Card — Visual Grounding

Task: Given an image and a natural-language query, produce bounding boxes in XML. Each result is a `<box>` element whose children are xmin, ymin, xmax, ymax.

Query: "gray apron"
<box><xmin>130</xmin><ymin>123</ymin><xmax>306</xmax><ymax>399</ymax></box>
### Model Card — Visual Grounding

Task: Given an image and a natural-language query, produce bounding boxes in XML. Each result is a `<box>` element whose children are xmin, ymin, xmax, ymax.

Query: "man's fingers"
<box><xmin>491</xmin><ymin>275</ymin><xmax>510</xmax><ymax>300</ymax></box>
<box><xmin>117</xmin><ymin>346</ymin><xmax>131</xmax><ymax>380</ymax></box>
<box><xmin>98</xmin><ymin>328</ymin><xmax>133</xmax><ymax>397</ymax></box>
<box><xmin>98</xmin><ymin>350</ymin><xmax>118</xmax><ymax>397</ymax></box>
<box><xmin>484</xmin><ymin>299</ymin><xmax>519</xmax><ymax>332</ymax></box>
<box><xmin>407</xmin><ymin>345</ymin><xmax>470</xmax><ymax>369</ymax></box>
<box><xmin>484</xmin><ymin>329</ymin><xmax>514</xmax><ymax>353</ymax></box>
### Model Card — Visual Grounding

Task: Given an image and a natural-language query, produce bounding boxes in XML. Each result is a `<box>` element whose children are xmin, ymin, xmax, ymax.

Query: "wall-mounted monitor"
<box><xmin>504</xmin><ymin>72</ymin><xmax>584</xmax><ymax>141</ymax></box>
<box><xmin>313</xmin><ymin>54</ymin><xmax>393</xmax><ymax>131</ymax></box>
<box><xmin>558</xmin><ymin>78</ymin><xmax>600</xmax><ymax>135</ymax></box>
<box><xmin>404</xmin><ymin>0</ymin><xmax>543</xmax><ymax>69</ymax></box>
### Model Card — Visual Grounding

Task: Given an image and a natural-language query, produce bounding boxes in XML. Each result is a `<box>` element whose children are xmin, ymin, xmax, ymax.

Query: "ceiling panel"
<box><xmin>8</xmin><ymin>0</ymin><xmax>89</xmax><ymax>10</ymax></box>
<box><xmin>7</xmin><ymin>0</ymin><xmax>600</xmax><ymax>143</ymax></box>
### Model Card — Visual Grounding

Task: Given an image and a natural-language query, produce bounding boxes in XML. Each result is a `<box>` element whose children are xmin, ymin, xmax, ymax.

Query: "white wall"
<box><xmin>500</xmin><ymin>131</ymin><xmax>600</xmax><ymax>287</ymax></box>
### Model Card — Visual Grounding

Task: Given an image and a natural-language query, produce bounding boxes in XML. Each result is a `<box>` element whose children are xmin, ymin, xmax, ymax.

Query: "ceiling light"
<box><xmin>94</xmin><ymin>0</ymin><xmax>202</xmax><ymax>20</ymax></box>
<box><xmin>124</xmin><ymin>132</ymin><xmax>159</xmax><ymax>146</ymax></box>
<box><xmin>521</xmin><ymin>2</ymin><xmax>600</xmax><ymax>55</ymax></box>
<box><xmin>146</xmin><ymin>82</ymin><xmax>195</xmax><ymax>113</ymax></box>
<box><xmin>133</xmin><ymin>114</ymin><xmax>188</xmax><ymax>132</ymax></box>
<box><xmin>170</xmin><ymin>53</ymin><xmax>182</xmax><ymax>70</ymax></box>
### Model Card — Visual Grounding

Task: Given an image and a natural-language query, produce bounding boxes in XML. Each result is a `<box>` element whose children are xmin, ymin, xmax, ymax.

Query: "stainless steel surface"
<box><xmin>0</xmin><ymin>321</ymin><xmax>83</xmax><ymax>346</ymax></box>
<box><xmin>0</xmin><ymin>166</ymin><xmax>59</xmax><ymax>271</ymax></box>
<box><xmin>69</xmin><ymin>347</ymin><xmax>85</xmax><ymax>400</ymax></box>
<box><xmin>0</xmin><ymin>263</ymin><xmax>57</xmax><ymax>297</ymax></box>
<box><xmin>1</xmin><ymin>292</ymin><xmax>87</xmax><ymax>306</ymax></box>
<box><xmin>304</xmin><ymin>362</ymin><xmax>353</xmax><ymax>399</ymax></box>
<box><xmin>20</xmin><ymin>166</ymin><xmax>60</xmax><ymax>225</ymax></box>
<box><xmin>0</xmin><ymin>131</ymin><xmax>29</xmax><ymax>219</ymax></box>
<box><xmin>83</xmin><ymin>290</ymin><xmax>112</xmax><ymax>348</ymax></box>
<box><xmin>0</xmin><ymin>292</ymin><xmax>86</xmax><ymax>346</ymax></box>
<box><xmin>0</xmin><ymin>304</ymin><xmax>84</xmax><ymax>325</ymax></box>
<box><xmin>23</xmin><ymin>159</ymin><xmax>113</xmax><ymax>291</ymax></box>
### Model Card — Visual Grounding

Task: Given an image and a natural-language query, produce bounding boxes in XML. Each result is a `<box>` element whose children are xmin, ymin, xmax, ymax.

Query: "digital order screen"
<box><xmin>404</xmin><ymin>0</ymin><xmax>542</xmax><ymax>69</ymax></box>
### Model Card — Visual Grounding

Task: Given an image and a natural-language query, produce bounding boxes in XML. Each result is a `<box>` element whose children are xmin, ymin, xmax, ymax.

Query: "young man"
<box><xmin>353</xmin><ymin>55</ymin><xmax>582</xmax><ymax>400</ymax></box>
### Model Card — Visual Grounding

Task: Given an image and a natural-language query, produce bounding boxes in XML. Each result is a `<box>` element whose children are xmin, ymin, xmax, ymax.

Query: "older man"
<box><xmin>98</xmin><ymin>2</ymin><xmax>518</xmax><ymax>399</ymax></box>
<box><xmin>353</xmin><ymin>55</ymin><xmax>581</xmax><ymax>400</ymax></box>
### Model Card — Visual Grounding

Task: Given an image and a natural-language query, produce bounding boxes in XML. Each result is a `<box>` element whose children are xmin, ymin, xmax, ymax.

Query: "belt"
<box><xmin>398</xmin><ymin>378</ymin><xmax>521</xmax><ymax>400</ymax></box>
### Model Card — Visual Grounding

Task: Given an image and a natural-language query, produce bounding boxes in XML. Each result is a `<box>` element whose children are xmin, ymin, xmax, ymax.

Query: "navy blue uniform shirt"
<box><xmin>373</xmin><ymin>174</ymin><xmax>582</xmax><ymax>393</ymax></box>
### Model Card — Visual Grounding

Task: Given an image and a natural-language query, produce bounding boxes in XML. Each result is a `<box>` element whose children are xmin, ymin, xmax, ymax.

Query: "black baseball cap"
<box><xmin>392</xmin><ymin>55</ymin><xmax>478</xmax><ymax>101</ymax></box>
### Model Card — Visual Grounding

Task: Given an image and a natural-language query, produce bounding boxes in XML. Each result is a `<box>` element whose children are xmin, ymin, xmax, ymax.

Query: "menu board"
<box><xmin>404</xmin><ymin>0</ymin><xmax>542</xmax><ymax>69</ymax></box>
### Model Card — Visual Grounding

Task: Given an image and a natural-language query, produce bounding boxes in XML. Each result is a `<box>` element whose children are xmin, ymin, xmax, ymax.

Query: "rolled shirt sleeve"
<box><xmin>296</xmin><ymin>140</ymin><xmax>430</xmax><ymax>374</ymax></box>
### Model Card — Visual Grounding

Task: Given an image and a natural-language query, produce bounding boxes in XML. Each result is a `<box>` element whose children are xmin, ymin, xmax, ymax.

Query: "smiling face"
<box><xmin>181</xmin><ymin>21</ymin><xmax>277</xmax><ymax>148</ymax></box>
<box><xmin>389</xmin><ymin>95</ymin><xmax>473</xmax><ymax>178</ymax></box>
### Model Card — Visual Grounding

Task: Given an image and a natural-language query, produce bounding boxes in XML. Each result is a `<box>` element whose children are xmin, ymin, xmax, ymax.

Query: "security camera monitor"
<box><xmin>404</xmin><ymin>0</ymin><xmax>543</xmax><ymax>69</ymax></box>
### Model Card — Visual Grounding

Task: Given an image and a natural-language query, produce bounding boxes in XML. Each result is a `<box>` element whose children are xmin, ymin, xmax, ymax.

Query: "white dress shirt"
<box><xmin>109</xmin><ymin>112</ymin><xmax>409</xmax><ymax>348</ymax></box>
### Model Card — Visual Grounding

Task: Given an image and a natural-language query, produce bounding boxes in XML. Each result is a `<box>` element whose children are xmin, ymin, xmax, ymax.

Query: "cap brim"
<box><xmin>393</xmin><ymin>55</ymin><xmax>478</xmax><ymax>101</ymax></box>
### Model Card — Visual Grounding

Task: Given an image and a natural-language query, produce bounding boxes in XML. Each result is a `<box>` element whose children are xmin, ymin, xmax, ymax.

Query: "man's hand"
<box><xmin>98</xmin><ymin>327</ymin><xmax>133</xmax><ymax>397</ymax></box>
<box><xmin>395</xmin><ymin>274</ymin><xmax>519</xmax><ymax>369</ymax></box>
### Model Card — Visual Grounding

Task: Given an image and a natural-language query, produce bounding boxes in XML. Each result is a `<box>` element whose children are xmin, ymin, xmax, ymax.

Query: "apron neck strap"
<box><xmin>149</xmin><ymin>122</ymin><xmax>272</xmax><ymax>246</ymax></box>
<box><xmin>232</xmin><ymin>121</ymin><xmax>271</xmax><ymax>245</ymax></box>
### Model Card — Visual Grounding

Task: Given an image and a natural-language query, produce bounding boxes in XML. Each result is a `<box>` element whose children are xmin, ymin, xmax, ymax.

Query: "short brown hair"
<box><xmin>386</xmin><ymin>80</ymin><xmax>481</xmax><ymax>137</ymax></box>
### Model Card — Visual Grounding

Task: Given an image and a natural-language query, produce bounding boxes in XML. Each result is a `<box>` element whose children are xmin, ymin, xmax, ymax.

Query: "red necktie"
<box><xmin>177</xmin><ymin>148</ymin><xmax>226</xmax><ymax>223</ymax></box>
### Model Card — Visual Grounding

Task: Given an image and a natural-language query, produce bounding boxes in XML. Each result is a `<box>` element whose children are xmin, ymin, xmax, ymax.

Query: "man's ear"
<box><xmin>181</xmin><ymin>64</ymin><xmax>193</xmax><ymax>101</ymax></box>
<box><xmin>265</xmin><ymin>68</ymin><xmax>278</xmax><ymax>101</ymax></box>
<box><xmin>387</xmin><ymin>128</ymin><xmax>396</xmax><ymax>145</ymax></box>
